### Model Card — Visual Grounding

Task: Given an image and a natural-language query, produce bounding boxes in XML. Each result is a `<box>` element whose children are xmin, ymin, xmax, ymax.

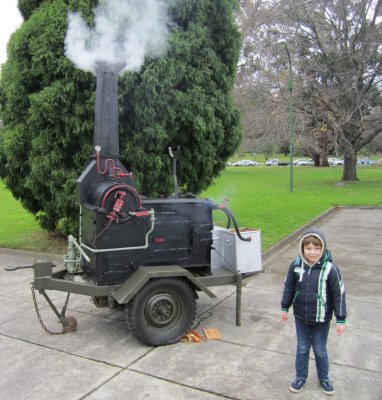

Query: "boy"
<box><xmin>280</xmin><ymin>228</ymin><xmax>346</xmax><ymax>396</ymax></box>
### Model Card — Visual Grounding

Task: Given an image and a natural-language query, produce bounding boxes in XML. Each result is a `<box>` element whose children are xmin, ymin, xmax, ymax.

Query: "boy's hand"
<box><xmin>336</xmin><ymin>324</ymin><xmax>345</xmax><ymax>336</ymax></box>
<box><xmin>281</xmin><ymin>312</ymin><xmax>288</xmax><ymax>322</ymax></box>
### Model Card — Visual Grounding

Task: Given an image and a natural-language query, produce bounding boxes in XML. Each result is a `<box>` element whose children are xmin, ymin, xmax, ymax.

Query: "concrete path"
<box><xmin>0</xmin><ymin>207</ymin><xmax>381</xmax><ymax>400</ymax></box>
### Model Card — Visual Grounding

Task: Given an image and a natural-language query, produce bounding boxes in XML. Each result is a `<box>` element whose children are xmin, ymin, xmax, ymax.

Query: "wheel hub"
<box><xmin>146</xmin><ymin>293</ymin><xmax>179</xmax><ymax>327</ymax></box>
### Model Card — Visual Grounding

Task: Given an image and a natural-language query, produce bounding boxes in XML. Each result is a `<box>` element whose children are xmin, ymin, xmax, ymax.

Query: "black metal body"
<box><xmin>78</xmin><ymin>62</ymin><xmax>215</xmax><ymax>286</ymax></box>
<box><xmin>81</xmin><ymin>197</ymin><xmax>214</xmax><ymax>285</ymax></box>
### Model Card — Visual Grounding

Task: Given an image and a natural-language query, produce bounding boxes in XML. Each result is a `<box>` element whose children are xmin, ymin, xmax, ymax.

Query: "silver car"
<box><xmin>232</xmin><ymin>159</ymin><xmax>259</xmax><ymax>167</ymax></box>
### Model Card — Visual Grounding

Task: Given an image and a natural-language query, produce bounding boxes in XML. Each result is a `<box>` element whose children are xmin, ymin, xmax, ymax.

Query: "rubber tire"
<box><xmin>125</xmin><ymin>278</ymin><xmax>196</xmax><ymax>346</ymax></box>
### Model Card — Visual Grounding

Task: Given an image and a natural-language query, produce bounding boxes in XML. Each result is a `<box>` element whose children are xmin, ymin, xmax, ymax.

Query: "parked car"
<box><xmin>265</xmin><ymin>158</ymin><xmax>288</xmax><ymax>166</ymax></box>
<box><xmin>358</xmin><ymin>157</ymin><xmax>373</xmax><ymax>165</ymax></box>
<box><xmin>293</xmin><ymin>158</ymin><xmax>309</xmax><ymax>165</ymax></box>
<box><xmin>329</xmin><ymin>158</ymin><xmax>373</xmax><ymax>166</ymax></box>
<box><xmin>296</xmin><ymin>159</ymin><xmax>314</xmax><ymax>166</ymax></box>
<box><xmin>330</xmin><ymin>159</ymin><xmax>344</xmax><ymax>166</ymax></box>
<box><xmin>328</xmin><ymin>158</ymin><xmax>338</xmax><ymax>164</ymax></box>
<box><xmin>232</xmin><ymin>159</ymin><xmax>259</xmax><ymax>167</ymax></box>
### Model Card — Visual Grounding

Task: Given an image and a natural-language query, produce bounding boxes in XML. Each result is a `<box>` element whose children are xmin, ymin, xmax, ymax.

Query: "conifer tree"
<box><xmin>0</xmin><ymin>0</ymin><xmax>242</xmax><ymax>233</ymax></box>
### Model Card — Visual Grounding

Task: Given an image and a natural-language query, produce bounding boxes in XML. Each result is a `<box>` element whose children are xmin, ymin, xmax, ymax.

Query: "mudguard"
<box><xmin>112</xmin><ymin>265</ymin><xmax>217</xmax><ymax>304</ymax></box>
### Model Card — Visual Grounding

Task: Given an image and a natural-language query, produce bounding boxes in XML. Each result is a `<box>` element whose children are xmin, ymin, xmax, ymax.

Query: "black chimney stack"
<box><xmin>76</xmin><ymin>61</ymin><xmax>134</xmax><ymax>204</ymax></box>
<box><xmin>93</xmin><ymin>61</ymin><xmax>126</xmax><ymax>158</ymax></box>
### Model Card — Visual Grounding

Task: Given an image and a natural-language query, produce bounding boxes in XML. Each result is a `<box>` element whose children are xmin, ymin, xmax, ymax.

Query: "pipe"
<box><xmin>81</xmin><ymin>209</ymin><xmax>156</xmax><ymax>254</ymax></box>
<box><xmin>216</xmin><ymin>206</ymin><xmax>251</xmax><ymax>242</ymax></box>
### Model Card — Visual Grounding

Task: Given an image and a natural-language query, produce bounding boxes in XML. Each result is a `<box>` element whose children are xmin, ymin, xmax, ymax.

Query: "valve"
<box><xmin>106</xmin><ymin>191</ymin><xmax>126</xmax><ymax>223</ymax></box>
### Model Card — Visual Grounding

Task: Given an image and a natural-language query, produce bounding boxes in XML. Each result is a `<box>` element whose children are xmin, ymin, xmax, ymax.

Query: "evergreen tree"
<box><xmin>0</xmin><ymin>0</ymin><xmax>242</xmax><ymax>233</ymax></box>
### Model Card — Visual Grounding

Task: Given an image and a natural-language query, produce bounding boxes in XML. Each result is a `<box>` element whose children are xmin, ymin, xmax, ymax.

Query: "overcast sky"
<box><xmin>0</xmin><ymin>0</ymin><xmax>23</xmax><ymax>65</ymax></box>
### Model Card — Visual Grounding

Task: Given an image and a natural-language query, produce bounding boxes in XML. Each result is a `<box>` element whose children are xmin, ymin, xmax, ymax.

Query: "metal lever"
<box><xmin>168</xmin><ymin>145</ymin><xmax>180</xmax><ymax>197</ymax></box>
<box><xmin>4</xmin><ymin>264</ymin><xmax>34</xmax><ymax>271</ymax></box>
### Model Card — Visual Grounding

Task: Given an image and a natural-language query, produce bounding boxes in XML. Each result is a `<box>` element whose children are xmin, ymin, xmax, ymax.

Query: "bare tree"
<box><xmin>285</xmin><ymin>0</ymin><xmax>382</xmax><ymax>179</ymax></box>
<box><xmin>235</xmin><ymin>0</ymin><xmax>292</xmax><ymax>154</ymax></box>
<box><xmin>236</xmin><ymin>0</ymin><xmax>382</xmax><ymax>179</ymax></box>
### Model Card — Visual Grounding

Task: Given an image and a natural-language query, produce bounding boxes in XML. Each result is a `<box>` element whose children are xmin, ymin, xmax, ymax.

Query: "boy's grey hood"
<box><xmin>298</xmin><ymin>228</ymin><xmax>328</xmax><ymax>266</ymax></box>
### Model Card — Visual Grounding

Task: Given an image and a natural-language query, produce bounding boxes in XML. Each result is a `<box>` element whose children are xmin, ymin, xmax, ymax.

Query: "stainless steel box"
<box><xmin>211</xmin><ymin>226</ymin><xmax>262</xmax><ymax>273</ymax></box>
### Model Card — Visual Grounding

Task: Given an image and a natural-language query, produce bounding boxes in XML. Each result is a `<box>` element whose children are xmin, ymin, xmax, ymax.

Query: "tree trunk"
<box><xmin>341</xmin><ymin>151</ymin><xmax>358</xmax><ymax>181</ymax></box>
<box><xmin>312</xmin><ymin>153</ymin><xmax>319</xmax><ymax>166</ymax></box>
<box><xmin>320</xmin><ymin>154</ymin><xmax>329</xmax><ymax>167</ymax></box>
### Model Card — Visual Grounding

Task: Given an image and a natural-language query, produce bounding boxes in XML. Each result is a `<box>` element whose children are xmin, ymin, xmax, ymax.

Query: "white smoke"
<box><xmin>64</xmin><ymin>0</ymin><xmax>169</xmax><ymax>75</ymax></box>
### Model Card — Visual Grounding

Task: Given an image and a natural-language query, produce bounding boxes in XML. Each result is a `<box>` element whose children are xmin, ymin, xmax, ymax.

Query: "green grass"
<box><xmin>0</xmin><ymin>180</ymin><xmax>67</xmax><ymax>253</ymax></box>
<box><xmin>203</xmin><ymin>165</ymin><xmax>382</xmax><ymax>250</ymax></box>
<box><xmin>1</xmin><ymin>165</ymin><xmax>381</xmax><ymax>253</ymax></box>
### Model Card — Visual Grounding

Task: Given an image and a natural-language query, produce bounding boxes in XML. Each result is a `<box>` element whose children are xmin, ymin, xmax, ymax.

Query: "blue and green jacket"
<box><xmin>281</xmin><ymin>228</ymin><xmax>346</xmax><ymax>324</ymax></box>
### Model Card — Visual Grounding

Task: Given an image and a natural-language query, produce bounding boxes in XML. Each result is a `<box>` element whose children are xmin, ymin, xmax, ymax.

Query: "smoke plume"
<box><xmin>65</xmin><ymin>0</ymin><xmax>169</xmax><ymax>75</ymax></box>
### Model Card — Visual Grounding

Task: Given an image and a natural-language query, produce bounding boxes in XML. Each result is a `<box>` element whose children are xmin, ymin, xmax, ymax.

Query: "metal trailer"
<box><xmin>6</xmin><ymin>225</ymin><xmax>262</xmax><ymax>346</ymax></box>
<box><xmin>5</xmin><ymin>61</ymin><xmax>263</xmax><ymax>346</ymax></box>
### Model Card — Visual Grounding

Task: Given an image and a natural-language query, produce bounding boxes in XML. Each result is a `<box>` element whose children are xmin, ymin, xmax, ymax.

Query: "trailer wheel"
<box><xmin>125</xmin><ymin>278</ymin><xmax>196</xmax><ymax>346</ymax></box>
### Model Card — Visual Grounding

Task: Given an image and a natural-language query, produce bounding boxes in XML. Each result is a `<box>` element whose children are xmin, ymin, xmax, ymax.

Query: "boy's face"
<box><xmin>303</xmin><ymin>242</ymin><xmax>322</xmax><ymax>264</ymax></box>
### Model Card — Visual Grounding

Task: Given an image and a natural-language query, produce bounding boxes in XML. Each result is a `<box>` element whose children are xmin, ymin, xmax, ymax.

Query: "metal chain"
<box><xmin>31</xmin><ymin>283</ymin><xmax>66</xmax><ymax>335</ymax></box>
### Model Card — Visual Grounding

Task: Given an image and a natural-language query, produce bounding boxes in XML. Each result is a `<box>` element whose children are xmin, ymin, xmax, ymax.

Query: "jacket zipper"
<box><xmin>305</xmin><ymin>268</ymin><xmax>311</xmax><ymax>323</ymax></box>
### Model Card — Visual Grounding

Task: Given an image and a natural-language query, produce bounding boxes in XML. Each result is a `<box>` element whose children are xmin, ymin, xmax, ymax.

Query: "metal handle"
<box><xmin>4</xmin><ymin>264</ymin><xmax>34</xmax><ymax>271</ymax></box>
<box><xmin>68</xmin><ymin>235</ymin><xmax>91</xmax><ymax>262</ymax></box>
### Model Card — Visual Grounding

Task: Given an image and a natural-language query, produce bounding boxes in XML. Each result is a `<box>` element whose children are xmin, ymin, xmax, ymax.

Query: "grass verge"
<box><xmin>1</xmin><ymin>165</ymin><xmax>381</xmax><ymax>253</ymax></box>
<box><xmin>0</xmin><ymin>180</ymin><xmax>67</xmax><ymax>253</ymax></box>
<box><xmin>203</xmin><ymin>165</ymin><xmax>382</xmax><ymax>249</ymax></box>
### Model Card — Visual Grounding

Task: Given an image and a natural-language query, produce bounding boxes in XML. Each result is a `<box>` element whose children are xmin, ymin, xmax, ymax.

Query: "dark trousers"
<box><xmin>294</xmin><ymin>318</ymin><xmax>330</xmax><ymax>381</ymax></box>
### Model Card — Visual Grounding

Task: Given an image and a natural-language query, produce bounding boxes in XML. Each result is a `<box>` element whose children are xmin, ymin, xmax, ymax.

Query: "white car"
<box><xmin>296</xmin><ymin>159</ymin><xmax>314</xmax><ymax>166</ymax></box>
<box><xmin>328</xmin><ymin>157</ymin><xmax>339</xmax><ymax>165</ymax></box>
<box><xmin>232</xmin><ymin>159</ymin><xmax>259</xmax><ymax>167</ymax></box>
<box><xmin>293</xmin><ymin>158</ymin><xmax>309</xmax><ymax>165</ymax></box>
<box><xmin>265</xmin><ymin>158</ymin><xmax>288</xmax><ymax>166</ymax></box>
<box><xmin>331</xmin><ymin>159</ymin><xmax>344</xmax><ymax>166</ymax></box>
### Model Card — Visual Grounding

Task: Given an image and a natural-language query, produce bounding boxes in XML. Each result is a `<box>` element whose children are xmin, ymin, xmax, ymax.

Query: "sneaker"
<box><xmin>290</xmin><ymin>378</ymin><xmax>306</xmax><ymax>393</ymax></box>
<box><xmin>320</xmin><ymin>380</ymin><xmax>335</xmax><ymax>395</ymax></box>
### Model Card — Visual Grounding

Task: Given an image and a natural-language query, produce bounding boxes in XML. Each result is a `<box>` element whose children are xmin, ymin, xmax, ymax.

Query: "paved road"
<box><xmin>0</xmin><ymin>207</ymin><xmax>381</xmax><ymax>400</ymax></box>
